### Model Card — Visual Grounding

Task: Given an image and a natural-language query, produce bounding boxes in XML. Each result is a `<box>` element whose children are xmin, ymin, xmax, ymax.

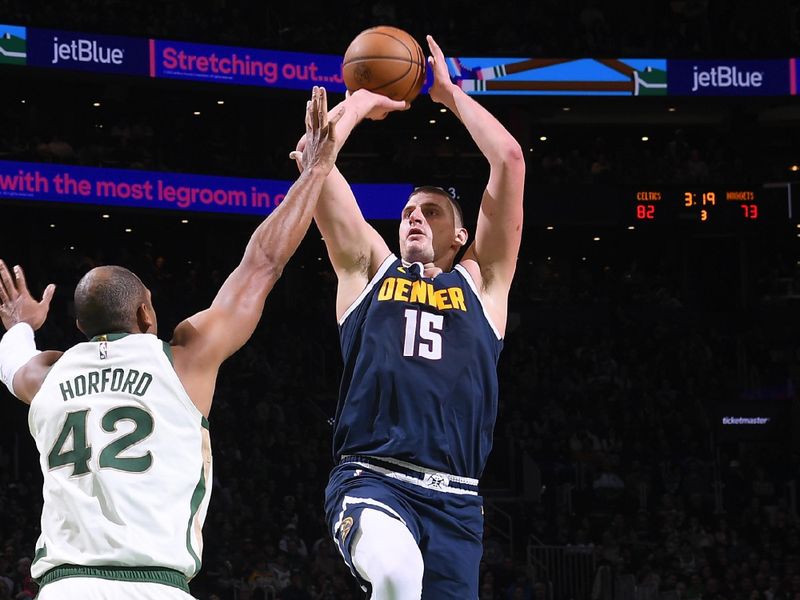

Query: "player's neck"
<box><xmin>423</xmin><ymin>262</ymin><xmax>442</xmax><ymax>278</ymax></box>
<box><xmin>401</xmin><ymin>258</ymin><xmax>443</xmax><ymax>278</ymax></box>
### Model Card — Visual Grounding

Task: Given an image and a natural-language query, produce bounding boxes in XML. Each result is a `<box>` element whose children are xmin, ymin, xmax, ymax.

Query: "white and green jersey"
<box><xmin>28</xmin><ymin>333</ymin><xmax>212</xmax><ymax>589</ymax></box>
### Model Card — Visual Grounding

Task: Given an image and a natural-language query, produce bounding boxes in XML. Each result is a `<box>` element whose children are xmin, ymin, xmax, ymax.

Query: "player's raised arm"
<box><xmin>297</xmin><ymin>90</ymin><xmax>407</xmax><ymax>319</ymax></box>
<box><xmin>170</xmin><ymin>86</ymin><xmax>342</xmax><ymax>416</ymax></box>
<box><xmin>426</xmin><ymin>35</ymin><xmax>525</xmax><ymax>332</ymax></box>
<box><xmin>0</xmin><ymin>261</ymin><xmax>61</xmax><ymax>404</ymax></box>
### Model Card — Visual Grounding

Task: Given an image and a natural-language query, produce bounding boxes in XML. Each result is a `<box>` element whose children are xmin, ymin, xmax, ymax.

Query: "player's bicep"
<box><xmin>471</xmin><ymin>181</ymin><xmax>524</xmax><ymax>291</ymax></box>
<box><xmin>315</xmin><ymin>168</ymin><xmax>391</xmax><ymax>278</ymax></box>
<box><xmin>321</xmin><ymin>217</ymin><xmax>388</xmax><ymax>278</ymax></box>
<box><xmin>172</xmin><ymin>266</ymin><xmax>273</xmax><ymax>366</ymax></box>
<box><xmin>12</xmin><ymin>351</ymin><xmax>62</xmax><ymax>404</ymax></box>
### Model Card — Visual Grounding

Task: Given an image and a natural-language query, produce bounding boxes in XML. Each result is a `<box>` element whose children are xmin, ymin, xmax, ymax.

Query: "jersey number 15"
<box><xmin>403</xmin><ymin>309</ymin><xmax>443</xmax><ymax>360</ymax></box>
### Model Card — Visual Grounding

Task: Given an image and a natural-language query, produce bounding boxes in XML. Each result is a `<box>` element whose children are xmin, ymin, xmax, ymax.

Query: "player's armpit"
<box><xmin>170</xmin><ymin>309</ymin><xmax>237</xmax><ymax>417</ymax></box>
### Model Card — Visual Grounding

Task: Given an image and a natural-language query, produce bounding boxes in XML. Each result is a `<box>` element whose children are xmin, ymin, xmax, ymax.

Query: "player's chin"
<box><xmin>401</xmin><ymin>244</ymin><xmax>433</xmax><ymax>264</ymax></box>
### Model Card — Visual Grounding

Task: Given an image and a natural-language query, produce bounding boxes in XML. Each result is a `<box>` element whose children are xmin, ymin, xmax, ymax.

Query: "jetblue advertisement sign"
<box><xmin>27</xmin><ymin>28</ymin><xmax>149</xmax><ymax>75</ymax></box>
<box><xmin>6</xmin><ymin>22</ymin><xmax>798</xmax><ymax>98</ymax></box>
<box><xmin>0</xmin><ymin>160</ymin><xmax>412</xmax><ymax>219</ymax></box>
<box><xmin>668</xmin><ymin>59</ymin><xmax>790</xmax><ymax>96</ymax></box>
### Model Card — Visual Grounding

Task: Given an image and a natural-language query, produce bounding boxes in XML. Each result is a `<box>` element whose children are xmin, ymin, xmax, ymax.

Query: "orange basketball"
<box><xmin>342</xmin><ymin>26</ymin><xmax>426</xmax><ymax>103</ymax></box>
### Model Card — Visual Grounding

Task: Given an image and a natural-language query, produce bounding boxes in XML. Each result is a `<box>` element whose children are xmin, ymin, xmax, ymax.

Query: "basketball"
<box><xmin>342</xmin><ymin>26</ymin><xmax>426</xmax><ymax>103</ymax></box>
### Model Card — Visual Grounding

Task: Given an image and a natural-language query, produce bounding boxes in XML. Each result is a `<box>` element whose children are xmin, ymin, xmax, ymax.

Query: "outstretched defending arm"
<box><xmin>171</xmin><ymin>86</ymin><xmax>343</xmax><ymax>416</ymax></box>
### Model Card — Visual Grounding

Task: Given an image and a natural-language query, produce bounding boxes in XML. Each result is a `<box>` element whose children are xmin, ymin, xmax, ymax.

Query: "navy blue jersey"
<box><xmin>334</xmin><ymin>255</ymin><xmax>503</xmax><ymax>479</ymax></box>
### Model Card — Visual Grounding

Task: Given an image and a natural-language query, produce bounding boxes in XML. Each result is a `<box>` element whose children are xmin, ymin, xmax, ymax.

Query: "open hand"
<box><xmin>426</xmin><ymin>35</ymin><xmax>457</xmax><ymax>106</ymax></box>
<box><xmin>0</xmin><ymin>260</ymin><xmax>55</xmax><ymax>331</ymax></box>
<box><xmin>289</xmin><ymin>86</ymin><xmax>343</xmax><ymax>175</ymax></box>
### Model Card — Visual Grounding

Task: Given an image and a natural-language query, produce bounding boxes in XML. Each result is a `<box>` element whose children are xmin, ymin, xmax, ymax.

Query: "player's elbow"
<box><xmin>495</xmin><ymin>142</ymin><xmax>525</xmax><ymax>178</ymax></box>
<box><xmin>240</xmin><ymin>253</ymin><xmax>284</xmax><ymax>291</ymax></box>
<box><xmin>490</xmin><ymin>138</ymin><xmax>524</xmax><ymax>168</ymax></box>
<box><xmin>502</xmin><ymin>141</ymin><xmax>525</xmax><ymax>168</ymax></box>
<box><xmin>258</xmin><ymin>259</ymin><xmax>284</xmax><ymax>288</ymax></box>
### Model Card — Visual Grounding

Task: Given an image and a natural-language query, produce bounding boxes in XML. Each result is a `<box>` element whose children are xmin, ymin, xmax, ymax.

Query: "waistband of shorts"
<box><xmin>37</xmin><ymin>564</ymin><xmax>190</xmax><ymax>593</ymax></box>
<box><xmin>340</xmin><ymin>454</ymin><xmax>479</xmax><ymax>496</ymax></box>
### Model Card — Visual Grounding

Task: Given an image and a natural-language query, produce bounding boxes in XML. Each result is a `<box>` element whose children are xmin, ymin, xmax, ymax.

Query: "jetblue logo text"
<box><xmin>691</xmin><ymin>65</ymin><xmax>763</xmax><ymax>92</ymax></box>
<box><xmin>51</xmin><ymin>36</ymin><xmax>124</xmax><ymax>65</ymax></box>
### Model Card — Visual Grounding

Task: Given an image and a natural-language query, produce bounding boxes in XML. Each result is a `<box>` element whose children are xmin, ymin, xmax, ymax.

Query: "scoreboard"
<box><xmin>632</xmin><ymin>186</ymin><xmax>793</xmax><ymax>224</ymax></box>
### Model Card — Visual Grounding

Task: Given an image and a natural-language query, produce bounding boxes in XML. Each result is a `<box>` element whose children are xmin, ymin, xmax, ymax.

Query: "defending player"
<box><xmin>0</xmin><ymin>87</ymin><xmax>340</xmax><ymax>600</ymax></box>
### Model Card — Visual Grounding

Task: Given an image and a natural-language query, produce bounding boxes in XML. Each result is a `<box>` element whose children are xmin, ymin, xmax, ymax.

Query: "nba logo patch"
<box><xmin>99</xmin><ymin>342</ymin><xmax>108</xmax><ymax>359</ymax></box>
<box><xmin>339</xmin><ymin>516</ymin><xmax>354</xmax><ymax>544</ymax></box>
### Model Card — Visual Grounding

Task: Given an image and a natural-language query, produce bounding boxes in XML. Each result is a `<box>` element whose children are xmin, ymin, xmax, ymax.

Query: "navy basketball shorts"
<box><xmin>324</xmin><ymin>457</ymin><xmax>484</xmax><ymax>599</ymax></box>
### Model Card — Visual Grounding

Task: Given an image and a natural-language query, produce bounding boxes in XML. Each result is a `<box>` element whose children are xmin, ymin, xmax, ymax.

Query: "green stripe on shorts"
<box><xmin>37</xmin><ymin>565</ymin><xmax>190</xmax><ymax>593</ymax></box>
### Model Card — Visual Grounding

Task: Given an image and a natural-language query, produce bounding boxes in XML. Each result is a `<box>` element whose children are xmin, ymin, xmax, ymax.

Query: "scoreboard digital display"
<box><xmin>633</xmin><ymin>187</ymin><xmax>787</xmax><ymax>224</ymax></box>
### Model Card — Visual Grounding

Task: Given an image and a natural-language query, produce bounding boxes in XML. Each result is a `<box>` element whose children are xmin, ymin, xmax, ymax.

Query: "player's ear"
<box><xmin>136</xmin><ymin>303</ymin><xmax>155</xmax><ymax>333</ymax></box>
<box><xmin>455</xmin><ymin>227</ymin><xmax>468</xmax><ymax>248</ymax></box>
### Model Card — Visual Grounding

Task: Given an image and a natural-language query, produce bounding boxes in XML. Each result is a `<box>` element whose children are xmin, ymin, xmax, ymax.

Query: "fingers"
<box><xmin>305</xmin><ymin>100</ymin><xmax>312</xmax><ymax>134</ymax></box>
<box><xmin>318</xmin><ymin>86</ymin><xmax>328</xmax><ymax>128</ymax></box>
<box><xmin>40</xmin><ymin>283</ymin><xmax>56</xmax><ymax>309</ymax></box>
<box><xmin>13</xmin><ymin>264</ymin><xmax>28</xmax><ymax>293</ymax></box>
<box><xmin>390</xmin><ymin>99</ymin><xmax>409</xmax><ymax>111</ymax></box>
<box><xmin>426</xmin><ymin>35</ymin><xmax>449</xmax><ymax>80</ymax></box>
<box><xmin>310</xmin><ymin>86</ymin><xmax>321</xmax><ymax>132</ymax></box>
<box><xmin>375</xmin><ymin>96</ymin><xmax>409</xmax><ymax>113</ymax></box>
<box><xmin>0</xmin><ymin>260</ymin><xmax>15</xmax><ymax>303</ymax></box>
<box><xmin>288</xmin><ymin>151</ymin><xmax>304</xmax><ymax>173</ymax></box>
<box><xmin>426</xmin><ymin>34</ymin><xmax>443</xmax><ymax>58</ymax></box>
<box><xmin>310</xmin><ymin>86</ymin><xmax>329</xmax><ymax>133</ymax></box>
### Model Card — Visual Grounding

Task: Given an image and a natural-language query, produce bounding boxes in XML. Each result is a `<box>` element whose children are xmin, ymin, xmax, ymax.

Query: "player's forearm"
<box><xmin>442</xmin><ymin>86</ymin><xmax>524</xmax><ymax>171</ymax></box>
<box><xmin>326</xmin><ymin>89</ymin><xmax>401</xmax><ymax>154</ymax></box>
<box><xmin>241</xmin><ymin>165</ymin><xmax>329</xmax><ymax>277</ymax></box>
<box><xmin>326</xmin><ymin>93</ymin><xmax>370</xmax><ymax>154</ymax></box>
<box><xmin>316</xmin><ymin>167</ymin><xmax>355</xmax><ymax>227</ymax></box>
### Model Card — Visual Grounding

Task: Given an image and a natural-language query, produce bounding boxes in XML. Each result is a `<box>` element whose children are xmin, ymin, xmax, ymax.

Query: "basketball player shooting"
<box><xmin>0</xmin><ymin>87</ymin><xmax>341</xmax><ymax>600</ymax></box>
<box><xmin>298</xmin><ymin>35</ymin><xmax>525</xmax><ymax>598</ymax></box>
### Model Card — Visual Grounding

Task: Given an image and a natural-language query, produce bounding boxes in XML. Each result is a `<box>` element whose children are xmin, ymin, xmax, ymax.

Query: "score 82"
<box><xmin>636</xmin><ymin>205</ymin><xmax>655</xmax><ymax>220</ymax></box>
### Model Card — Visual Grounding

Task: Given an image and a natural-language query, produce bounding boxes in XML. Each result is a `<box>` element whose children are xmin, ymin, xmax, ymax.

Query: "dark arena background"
<box><xmin>1</xmin><ymin>2</ymin><xmax>799</xmax><ymax>599</ymax></box>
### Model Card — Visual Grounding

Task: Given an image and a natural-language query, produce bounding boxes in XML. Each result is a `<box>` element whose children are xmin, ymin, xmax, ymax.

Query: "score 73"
<box><xmin>741</xmin><ymin>204</ymin><xmax>758</xmax><ymax>219</ymax></box>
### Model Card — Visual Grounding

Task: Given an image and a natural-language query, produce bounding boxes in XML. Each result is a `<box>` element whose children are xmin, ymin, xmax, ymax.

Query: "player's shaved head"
<box><xmin>74</xmin><ymin>266</ymin><xmax>149</xmax><ymax>338</ymax></box>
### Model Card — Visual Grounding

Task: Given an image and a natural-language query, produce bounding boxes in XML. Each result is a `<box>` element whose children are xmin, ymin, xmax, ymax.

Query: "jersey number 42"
<box><xmin>47</xmin><ymin>407</ymin><xmax>154</xmax><ymax>476</ymax></box>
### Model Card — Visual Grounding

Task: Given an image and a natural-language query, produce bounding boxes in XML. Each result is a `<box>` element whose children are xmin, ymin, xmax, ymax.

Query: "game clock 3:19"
<box><xmin>634</xmin><ymin>189</ymin><xmax>760</xmax><ymax>223</ymax></box>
